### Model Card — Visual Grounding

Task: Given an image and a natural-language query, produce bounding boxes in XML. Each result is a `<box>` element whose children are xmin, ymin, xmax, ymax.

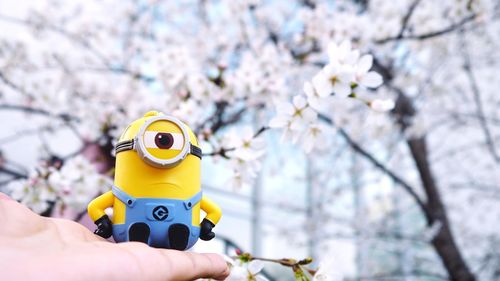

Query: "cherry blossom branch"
<box><xmin>300</xmin><ymin>0</ymin><xmax>316</xmax><ymax>9</ymax></box>
<box><xmin>397</xmin><ymin>0</ymin><xmax>423</xmax><ymax>39</ymax></box>
<box><xmin>316</xmin><ymin>113</ymin><xmax>429</xmax><ymax>218</ymax></box>
<box><xmin>202</xmin><ymin>126</ymin><xmax>269</xmax><ymax>157</ymax></box>
<box><xmin>0</xmin><ymin>14</ymin><xmax>111</xmax><ymax>67</ymax></box>
<box><xmin>339</xmin><ymin>128</ymin><xmax>430</xmax><ymax>218</ymax></box>
<box><xmin>234</xmin><ymin>252</ymin><xmax>317</xmax><ymax>279</ymax></box>
<box><xmin>68</xmin><ymin>66</ymin><xmax>156</xmax><ymax>83</ymax></box>
<box><xmin>0</xmin><ymin>71</ymin><xmax>34</xmax><ymax>97</ymax></box>
<box><xmin>0</xmin><ymin>104</ymin><xmax>79</xmax><ymax>122</ymax></box>
<box><xmin>0</xmin><ymin>124</ymin><xmax>61</xmax><ymax>144</ymax></box>
<box><xmin>0</xmin><ymin>166</ymin><xmax>27</xmax><ymax>180</ymax></box>
<box><xmin>375</xmin><ymin>14</ymin><xmax>477</xmax><ymax>44</ymax></box>
<box><xmin>204</xmin><ymin>102</ymin><xmax>236</xmax><ymax>134</ymax></box>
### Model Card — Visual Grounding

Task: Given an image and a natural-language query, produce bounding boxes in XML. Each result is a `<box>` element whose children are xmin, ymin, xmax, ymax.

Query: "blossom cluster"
<box><xmin>217</xmin><ymin>126</ymin><xmax>266</xmax><ymax>189</ymax></box>
<box><xmin>6</xmin><ymin>156</ymin><xmax>110</xmax><ymax>215</ymax></box>
<box><xmin>269</xmin><ymin>41</ymin><xmax>390</xmax><ymax>153</ymax></box>
<box><xmin>223</xmin><ymin>252</ymin><xmax>343</xmax><ymax>281</ymax></box>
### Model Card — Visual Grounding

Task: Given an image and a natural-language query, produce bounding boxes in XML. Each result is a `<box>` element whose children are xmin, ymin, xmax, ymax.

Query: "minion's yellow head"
<box><xmin>113</xmin><ymin>111</ymin><xmax>201</xmax><ymax>197</ymax></box>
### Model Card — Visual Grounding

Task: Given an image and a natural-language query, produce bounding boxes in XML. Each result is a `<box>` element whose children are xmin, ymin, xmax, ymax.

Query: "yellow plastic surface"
<box><xmin>87</xmin><ymin>111</ymin><xmax>222</xmax><ymax>229</ymax></box>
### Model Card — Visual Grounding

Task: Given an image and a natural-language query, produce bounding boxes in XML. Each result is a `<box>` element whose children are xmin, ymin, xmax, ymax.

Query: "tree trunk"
<box><xmin>391</xmin><ymin>92</ymin><xmax>475</xmax><ymax>280</ymax></box>
<box><xmin>407</xmin><ymin>137</ymin><xmax>476</xmax><ymax>281</ymax></box>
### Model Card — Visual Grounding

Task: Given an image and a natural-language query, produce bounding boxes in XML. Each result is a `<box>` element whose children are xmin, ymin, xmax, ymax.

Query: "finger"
<box><xmin>118</xmin><ymin>243</ymin><xmax>229</xmax><ymax>281</ymax></box>
<box><xmin>158</xmin><ymin>251</ymin><xmax>230</xmax><ymax>281</ymax></box>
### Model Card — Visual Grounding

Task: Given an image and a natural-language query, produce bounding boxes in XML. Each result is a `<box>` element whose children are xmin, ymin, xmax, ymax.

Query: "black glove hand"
<box><xmin>94</xmin><ymin>215</ymin><xmax>113</xmax><ymax>238</ymax></box>
<box><xmin>199</xmin><ymin>218</ymin><xmax>216</xmax><ymax>241</ymax></box>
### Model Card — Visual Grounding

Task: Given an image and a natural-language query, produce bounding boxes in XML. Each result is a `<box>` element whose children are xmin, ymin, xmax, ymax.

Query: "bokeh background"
<box><xmin>0</xmin><ymin>0</ymin><xmax>499</xmax><ymax>280</ymax></box>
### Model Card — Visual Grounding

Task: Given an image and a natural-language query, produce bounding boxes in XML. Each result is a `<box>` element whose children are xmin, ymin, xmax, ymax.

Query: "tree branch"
<box><xmin>0</xmin><ymin>104</ymin><xmax>79</xmax><ymax>122</ymax></box>
<box><xmin>317</xmin><ymin>113</ymin><xmax>429</xmax><ymax>218</ymax></box>
<box><xmin>376</xmin><ymin>14</ymin><xmax>477</xmax><ymax>44</ymax></box>
<box><xmin>0</xmin><ymin>71</ymin><xmax>33</xmax><ymax>97</ymax></box>
<box><xmin>397</xmin><ymin>0</ymin><xmax>423</xmax><ymax>39</ymax></box>
<box><xmin>0</xmin><ymin>166</ymin><xmax>28</xmax><ymax>180</ymax></box>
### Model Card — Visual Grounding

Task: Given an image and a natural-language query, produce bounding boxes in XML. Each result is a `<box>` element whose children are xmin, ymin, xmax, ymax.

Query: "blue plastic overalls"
<box><xmin>111</xmin><ymin>185</ymin><xmax>202</xmax><ymax>249</ymax></box>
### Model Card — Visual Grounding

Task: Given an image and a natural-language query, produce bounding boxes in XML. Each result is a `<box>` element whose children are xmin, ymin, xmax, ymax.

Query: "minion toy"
<box><xmin>87</xmin><ymin>111</ymin><xmax>222</xmax><ymax>250</ymax></box>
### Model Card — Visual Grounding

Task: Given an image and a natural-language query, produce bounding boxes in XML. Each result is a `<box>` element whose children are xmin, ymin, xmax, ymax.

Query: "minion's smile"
<box><xmin>147</xmin><ymin>182</ymin><xmax>182</xmax><ymax>191</ymax></box>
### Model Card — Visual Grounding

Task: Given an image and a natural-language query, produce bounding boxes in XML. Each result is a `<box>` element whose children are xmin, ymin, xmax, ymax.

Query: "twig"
<box><xmin>234</xmin><ymin>252</ymin><xmax>316</xmax><ymax>278</ymax></box>
<box><xmin>0</xmin><ymin>14</ymin><xmax>111</xmax><ymax>67</ymax></box>
<box><xmin>460</xmin><ymin>33</ymin><xmax>500</xmax><ymax>163</ymax></box>
<box><xmin>0</xmin><ymin>71</ymin><xmax>33</xmax><ymax>97</ymax></box>
<box><xmin>397</xmin><ymin>0</ymin><xmax>423</xmax><ymax>39</ymax></box>
<box><xmin>202</xmin><ymin>126</ymin><xmax>269</xmax><ymax>157</ymax></box>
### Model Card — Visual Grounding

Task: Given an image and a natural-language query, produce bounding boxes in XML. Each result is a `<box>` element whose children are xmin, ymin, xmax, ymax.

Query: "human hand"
<box><xmin>0</xmin><ymin>193</ymin><xmax>229</xmax><ymax>281</ymax></box>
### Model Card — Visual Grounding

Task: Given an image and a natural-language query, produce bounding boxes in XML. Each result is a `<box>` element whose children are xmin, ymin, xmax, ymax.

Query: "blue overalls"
<box><xmin>111</xmin><ymin>185</ymin><xmax>202</xmax><ymax>249</ymax></box>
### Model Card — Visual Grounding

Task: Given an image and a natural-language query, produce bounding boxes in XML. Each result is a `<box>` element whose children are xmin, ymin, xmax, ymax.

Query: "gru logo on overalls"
<box><xmin>152</xmin><ymin>206</ymin><xmax>169</xmax><ymax>221</ymax></box>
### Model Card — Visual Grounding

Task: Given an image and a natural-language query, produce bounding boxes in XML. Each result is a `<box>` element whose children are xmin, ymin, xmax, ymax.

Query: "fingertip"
<box><xmin>202</xmin><ymin>253</ymin><xmax>230</xmax><ymax>280</ymax></box>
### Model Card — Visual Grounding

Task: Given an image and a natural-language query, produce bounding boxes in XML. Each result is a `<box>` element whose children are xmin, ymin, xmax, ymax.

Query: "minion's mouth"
<box><xmin>147</xmin><ymin>182</ymin><xmax>182</xmax><ymax>191</ymax></box>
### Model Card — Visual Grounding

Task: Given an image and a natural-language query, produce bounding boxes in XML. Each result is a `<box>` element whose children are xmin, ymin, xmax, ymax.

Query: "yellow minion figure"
<box><xmin>87</xmin><ymin>111</ymin><xmax>222</xmax><ymax>250</ymax></box>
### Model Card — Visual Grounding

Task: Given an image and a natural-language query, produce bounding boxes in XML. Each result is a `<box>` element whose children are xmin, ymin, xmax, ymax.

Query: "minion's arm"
<box><xmin>87</xmin><ymin>191</ymin><xmax>114</xmax><ymax>222</ymax></box>
<box><xmin>200</xmin><ymin>196</ymin><xmax>222</xmax><ymax>225</ymax></box>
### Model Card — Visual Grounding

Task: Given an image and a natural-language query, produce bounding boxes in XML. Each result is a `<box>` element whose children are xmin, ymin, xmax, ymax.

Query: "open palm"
<box><xmin>0</xmin><ymin>194</ymin><xmax>229</xmax><ymax>281</ymax></box>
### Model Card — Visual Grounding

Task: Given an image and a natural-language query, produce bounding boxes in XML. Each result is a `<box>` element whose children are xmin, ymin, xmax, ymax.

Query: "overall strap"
<box><xmin>112</xmin><ymin>185</ymin><xmax>137</xmax><ymax>207</ymax></box>
<box><xmin>183</xmin><ymin>191</ymin><xmax>203</xmax><ymax>210</ymax></box>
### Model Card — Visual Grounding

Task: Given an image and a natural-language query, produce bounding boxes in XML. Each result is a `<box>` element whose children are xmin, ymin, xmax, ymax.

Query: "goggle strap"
<box><xmin>190</xmin><ymin>144</ymin><xmax>202</xmax><ymax>159</ymax></box>
<box><xmin>115</xmin><ymin>139</ymin><xmax>135</xmax><ymax>154</ymax></box>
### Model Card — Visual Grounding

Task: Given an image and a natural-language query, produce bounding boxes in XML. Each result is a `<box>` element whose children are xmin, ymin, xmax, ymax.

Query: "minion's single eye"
<box><xmin>155</xmin><ymin>133</ymin><xmax>173</xmax><ymax>149</ymax></box>
<box><xmin>144</xmin><ymin>131</ymin><xmax>184</xmax><ymax>150</ymax></box>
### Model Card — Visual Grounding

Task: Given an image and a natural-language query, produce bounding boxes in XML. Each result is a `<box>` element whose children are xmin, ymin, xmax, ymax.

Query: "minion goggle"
<box><xmin>114</xmin><ymin>115</ymin><xmax>202</xmax><ymax>168</ymax></box>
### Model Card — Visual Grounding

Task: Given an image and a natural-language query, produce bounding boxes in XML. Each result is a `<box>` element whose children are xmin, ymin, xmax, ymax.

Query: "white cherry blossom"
<box><xmin>327</xmin><ymin>41</ymin><xmax>360</xmax><ymax>66</ymax></box>
<box><xmin>269</xmin><ymin>95</ymin><xmax>317</xmax><ymax>143</ymax></box>
<box><xmin>226</xmin><ymin>260</ymin><xmax>268</xmax><ymax>281</ymax></box>
<box><xmin>354</xmin><ymin>55</ymin><xmax>383</xmax><ymax>89</ymax></box>
<box><xmin>312</xmin><ymin>63</ymin><xmax>354</xmax><ymax>98</ymax></box>
<box><xmin>369</xmin><ymin>98</ymin><xmax>395</xmax><ymax>112</ymax></box>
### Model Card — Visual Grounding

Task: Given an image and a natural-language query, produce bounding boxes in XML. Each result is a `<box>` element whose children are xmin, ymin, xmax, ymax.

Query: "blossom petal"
<box><xmin>345</xmin><ymin>49</ymin><xmax>360</xmax><ymax>65</ymax></box>
<box><xmin>327</xmin><ymin>42</ymin><xmax>339</xmax><ymax>63</ymax></box>
<box><xmin>370</xmin><ymin>99</ymin><xmax>395</xmax><ymax>112</ymax></box>
<box><xmin>357</xmin><ymin>55</ymin><xmax>373</xmax><ymax>73</ymax></box>
<box><xmin>225</xmin><ymin>266</ymin><xmax>247</xmax><ymax>281</ymax></box>
<box><xmin>256</xmin><ymin>275</ymin><xmax>270</xmax><ymax>281</ymax></box>
<box><xmin>303</xmin><ymin>81</ymin><xmax>315</xmax><ymax>97</ymax></box>
<box><xmin>269</xmin><ymin>116</ymin><xmax>290</xmax><ymax>128</ymax></box>
<box><xmin>312</xmin><ymin>73</ymin><xmax>333</xmax><ymax>97</ymax></box>
<box><xmin>248</xmin><ymin>260</ymin><xmax>264</xmax><ymax>274</ymax></box>
<box><xmin>333</xmin><ymin>82</ymin><xmax>352</xmax><ymax>97</ymax></box>
<box><xmin>337</xmin><ymin>66</ymin><xmax>354</xmax><ymax>83</ymax></box>
<box><xmin>302</xmin><ymin>107</ymin><xmax>318</xmax><ymax>123</ymax></box>
<box><xmin>293</xmin><ymin>95</ymin><xmax>307</xmax><ymax>108</ymax></box>
<box><xmin>276</xmin><ymin>102</ymin><xmax>295</xmax><ymax>115</ymax></box>
<box><xmin>360</xmin><ymin>71</ymin><xmax>383</xmax><ymax>88</ymax></box>
<box><xmin>307</xmin><ymin>96</ymin><xmax>322</xmax><ymax>112</ymax></box>
<box><xmin>338</xmin><ymin>40</ymin><xmax>351</xmax><ymax>58</ymax></box>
